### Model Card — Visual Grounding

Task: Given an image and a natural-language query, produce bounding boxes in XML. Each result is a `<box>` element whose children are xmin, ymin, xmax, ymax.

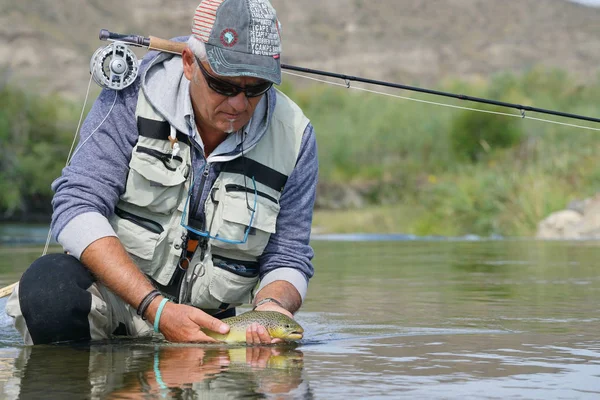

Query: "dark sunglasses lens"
<box><xmin>200</xmin><ymin>61</ymin><xmax>272</xmax><ymax>97</ymax></box>
<box><xmin>209</xmin><ymin>80</ymin><xmax>271</xmax><ymax>98</ymax></box>
<box><xmin>207</xmin><ymin>80</ymin><xmax>240</xmax><ymax>97</ymax></box>
<box><xmin>245</xmin><ymin>83</ymin><xmax>273</xmax><ymax>97</ymax></box>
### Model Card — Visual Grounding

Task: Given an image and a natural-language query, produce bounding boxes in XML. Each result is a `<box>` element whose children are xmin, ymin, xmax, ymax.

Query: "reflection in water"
<box><xmin>1</xmin><ymin>239</ymin><xmax>600</xmax><ymax>398</ymax></box>
<box><xmin>300</xmin><ymin>329</ymin><xmax>600</xmax><ymax>399</ymax></box>
<box><xmin>7</xmin><ymin>342</ymin><xmax>310</xmax><ymax>399</ymax></box>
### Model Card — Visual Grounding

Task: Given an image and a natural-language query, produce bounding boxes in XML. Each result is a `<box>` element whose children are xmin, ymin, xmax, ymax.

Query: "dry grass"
<box><xmin>1</xmin><ymin>0</ymin><xmax>600</xmax><ymax>98</ymax></box>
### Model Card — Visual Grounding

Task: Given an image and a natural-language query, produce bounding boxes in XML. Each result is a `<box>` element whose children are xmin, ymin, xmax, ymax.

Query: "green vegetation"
<box><xmin>1</xmin><ymin>66</ymin><xmax>599</xmax><ymax>236</ymax></box>
<box><xmin>0</xmin><ymin>82</ymin><xmax>77</xmax><ymax>218</ymax></box>
<box><xmin>282</xmin><ymin>66</ymin><xmax>600</xmax><ymax>237</ymax></box>
<box><xmin>449</xmin><ymin>105</ymin><xmax>523</xmax><ymax>163</ymax></box>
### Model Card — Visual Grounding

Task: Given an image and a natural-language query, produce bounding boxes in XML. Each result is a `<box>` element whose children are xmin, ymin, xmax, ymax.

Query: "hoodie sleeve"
<box><xmin>50</xmin><ymin>82</ymin><xmax>140</xmax><ymax>258</ymax></box>
<box><xmin>257</xmin><ymin>122</ymin><xmax>318</xmax><ymax>301</ymax></box>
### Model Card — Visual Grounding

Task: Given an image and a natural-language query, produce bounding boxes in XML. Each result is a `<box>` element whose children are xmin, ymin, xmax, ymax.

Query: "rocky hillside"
<box><xmin>1</xmin><ymin>0</ymin><xmax>600</xmax><ymax>99</ymax></box>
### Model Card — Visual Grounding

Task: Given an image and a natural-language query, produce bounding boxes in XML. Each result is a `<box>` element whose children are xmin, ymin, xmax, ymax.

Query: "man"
<box><xmin>6</xmin><ymin>0</ymin><xmax>317</xmax><ymax>345</ymax></box>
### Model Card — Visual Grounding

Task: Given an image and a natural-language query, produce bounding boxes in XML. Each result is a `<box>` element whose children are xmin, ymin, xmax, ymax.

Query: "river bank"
<box><xmin>2</xmin><ymin>68</ymin><xmax>600</xmax><ymax>238</ymax></box>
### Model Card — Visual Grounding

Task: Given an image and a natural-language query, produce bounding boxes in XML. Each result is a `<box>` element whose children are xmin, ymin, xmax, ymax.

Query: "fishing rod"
<box><xmin>96</xmin><ymin>29</ymin><xmax>600</xmax><ymax>125</ymax></box>
<box><xmin>0</xmin><ymin>29</ymin><xmax>596</xmax><ymax>300</ymax></box>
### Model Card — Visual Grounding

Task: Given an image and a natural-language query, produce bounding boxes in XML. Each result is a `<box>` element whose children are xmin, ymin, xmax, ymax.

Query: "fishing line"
<box><xmin>282</xmin><ymin>70</ymin><xmax>600</xmax><ymax>133</ymax></box>
<box><xmin>2</xmin><ymin>29</ymin><xmax>595</xmax><ymax>297</ymax></box>
<box><xmin>40</xmin><ymin>73</ymin><xmax>94</xmax><ymax>257</ymax></box>
<box><xmin>282</xmin><ymin>64</ymin><xmax>600</xmax><ymax>125</ymax></box>
<box><xmin>65</xmin><ymin>73</ymin><xmax>94</xmax><ymax>166</ymax></box>
<box><xmin>68</xmin><ymin>90</ymin><xmax>118</xmax><ymax>162</ymax></box>
<box><xmin>38</xmin><ymin>33</ymin><xmax>600</xmax><ymax>257</ymax></box>
<box><xmin>96</xmin><ymin>30</ymin><xmax>600</xmax><ymax>128</ymax></box>
<box><xmin>42</xmin><ymin>67</ymin><xmax>118</xmax><ymax>257</ymax></box>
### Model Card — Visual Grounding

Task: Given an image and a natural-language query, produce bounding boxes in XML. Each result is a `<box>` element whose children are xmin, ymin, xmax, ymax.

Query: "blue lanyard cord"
<box><xmin>180</xmin><ymin>175</ymin><xmax>257</xmax><ymax>245</ymax></box>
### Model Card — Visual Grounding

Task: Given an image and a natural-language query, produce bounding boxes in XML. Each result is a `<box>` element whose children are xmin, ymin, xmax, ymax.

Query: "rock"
<box><xmin>315</xmin><ymin>182</ymin><xmax>365</xmax><ymax>210</ymax></box>
<box><xmin>571</xmin><ymin>194</ymin><xmax>600</xmax><ymax>238</ymax></box>
<box><xmin>566</xmin><ymin>197</ymin><xmax>591</xmax><ymax>214</ymax></box>
<box><xmin>536</xmin><ymin>193</ymin><xmax>600</xmax><ymax>239</ymax></box>
<box><xmin>536</xmin><ymin>210</ymin><xmax>583</xmax><ymax>239</ymax></box>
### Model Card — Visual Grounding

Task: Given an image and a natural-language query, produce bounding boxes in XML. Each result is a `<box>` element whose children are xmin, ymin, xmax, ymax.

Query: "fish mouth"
<box><xmin>285</xmin><ymin>332</ymin><xmax>304</xmax><ymax>340</ymax></box>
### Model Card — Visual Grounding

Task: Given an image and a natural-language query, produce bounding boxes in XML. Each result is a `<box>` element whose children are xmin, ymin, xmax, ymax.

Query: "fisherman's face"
<box><xmin>184</xmin><ymin>50</ymin><xmax>267</xmax><ymax>136</ymax></box>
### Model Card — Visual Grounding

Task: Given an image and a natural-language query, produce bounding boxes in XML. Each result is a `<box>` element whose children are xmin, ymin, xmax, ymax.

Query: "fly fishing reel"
<box><xmin>90</xmin><ymin>41</ymin><xmax>139</xmax><ymax>90</ymax></box>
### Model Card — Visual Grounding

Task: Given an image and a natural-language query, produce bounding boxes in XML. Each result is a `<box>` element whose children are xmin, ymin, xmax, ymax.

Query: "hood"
<box><xmin>138</xmin><ymin>36</ymin><xmax>273</xmax><ymax>160</ymax></box>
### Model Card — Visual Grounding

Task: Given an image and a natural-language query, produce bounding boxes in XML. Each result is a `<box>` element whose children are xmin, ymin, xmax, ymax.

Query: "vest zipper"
<box><xmin>190</xmin><ymin>163</ymin><xmax>211</xmax><ymax>221</ymax></box>
<box><xmin>225</xmin><ymin>184</ymin><xmax>279</xmax><ymax>205</ymax></box>
<box><xmin>114</xmin><ymin>207</ymin><xmax>164</xmax><ymax>234</ymax></box>
<box><xmin>179</xmin><ymin>161</ymin><xmax>211</xmax><ymax>304</ymax></box>
<box><xmin>136</xmin><ymin>146</ymin><xmax>184</xmax><ymax>171</ymax></box>
<box><xmin>190</xmin><ymin>163</ymin><xmax>212</xmax><ymax>265</ymax></box>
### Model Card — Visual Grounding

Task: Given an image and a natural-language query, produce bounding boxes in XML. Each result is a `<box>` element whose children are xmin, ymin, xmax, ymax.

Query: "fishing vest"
<box><xmin>108</xmin><ymin>87</ymin><xmax>309</xmax><ymax>312</ymax></box>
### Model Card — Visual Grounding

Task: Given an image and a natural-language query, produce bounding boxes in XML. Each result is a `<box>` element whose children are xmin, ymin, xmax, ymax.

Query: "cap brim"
<box><xmin>205</xmin><ymin>44</ymin><xmax>281</xmax><ymax>85</ymax></box>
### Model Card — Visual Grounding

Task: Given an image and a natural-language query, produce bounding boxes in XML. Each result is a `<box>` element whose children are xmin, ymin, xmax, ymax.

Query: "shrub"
<box><xmin>0</xmin><ymin>84</ymin><xmax>75</xmax><ymax>217</ymax></box>
<box><xmin>449</xmin><ymin>106</ymin><xmax>524</xmax><ymax>163</ymax></box>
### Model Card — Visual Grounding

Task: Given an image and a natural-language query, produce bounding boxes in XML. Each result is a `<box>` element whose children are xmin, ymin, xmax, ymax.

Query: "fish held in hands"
<box><xmin>203</xmin><ymin>311</ymin><xmax>304</xmax><ymax>343</ymax></box>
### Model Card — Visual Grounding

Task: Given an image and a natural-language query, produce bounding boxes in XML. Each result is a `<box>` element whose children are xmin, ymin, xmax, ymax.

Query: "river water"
<box><xmin>0</xmin><ymin>232</ymin><xmax>599</xmax><ymax>399</ymax></box>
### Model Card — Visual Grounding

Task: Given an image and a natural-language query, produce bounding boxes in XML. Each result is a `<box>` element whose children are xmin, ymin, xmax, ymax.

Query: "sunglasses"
<box><xmin>195</xmin><ymin>57</ymin><xmax>273</xmax><ymax>98</ymax></box>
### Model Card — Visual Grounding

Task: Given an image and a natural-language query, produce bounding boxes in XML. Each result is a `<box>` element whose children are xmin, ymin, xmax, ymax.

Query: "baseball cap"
<box><xmin>192</xmin><ymin>0</ymin><xmax>282</xmax><ymax>85</ymax></box>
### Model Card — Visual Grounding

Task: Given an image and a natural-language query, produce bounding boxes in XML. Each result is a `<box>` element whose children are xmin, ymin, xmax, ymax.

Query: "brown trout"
<box><xmin>203</xmin><ymin>311</ymin><xmax>304</xmax><ymax>343</ymax></box>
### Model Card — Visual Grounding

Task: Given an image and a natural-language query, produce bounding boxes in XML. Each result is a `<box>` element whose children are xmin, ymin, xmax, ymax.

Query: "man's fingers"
<box><xmin>246</xmin><ymin>323</ymin><xmax>258</xmax><ymax>344</ymax></box>
<box><xmin>246</xmin><ymin>322</ymin><xmax>273</xmax><ymax>344</ymax></box>
<box><xmin>188</xmin><ymin>308</ymin><xmax>229</xmax><ymax>334</ymax></box>
<box><xmin>158</xmin><ymin>304</ymin><xmax>230</xmax><ymax>343</ymax></box>
<box><xmin>246</xmin><ymin>323</ymin><xmax>256</xmax><ymax>343</ymax></box>
<box><xmin>246</xmin><ymin>345</ymin><xmax>272</xmax><ymax>368</ymax></box>
<box><xmin>256</xmin><ymin>325</ymin><xmax>271</xmax><ymax>342</ymax></box>
<box><xmin>186</xmin><ymin>330</ymin><xmax>221</xmax><ymax>343</ymax></box>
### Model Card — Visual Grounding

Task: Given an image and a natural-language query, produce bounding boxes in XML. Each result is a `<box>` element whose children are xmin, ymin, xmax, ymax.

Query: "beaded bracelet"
<box><xmin>154</xmin><ymin>298</ymin><xmax>170</xmax><ymax>333</ymax></box>
<box><xmin>136</xmin><ymin>289</ymin><xmax>161</xmax><ymax>320</ymax></box>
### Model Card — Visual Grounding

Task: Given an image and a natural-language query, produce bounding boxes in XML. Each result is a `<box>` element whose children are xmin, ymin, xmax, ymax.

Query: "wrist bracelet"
<box><xmin>137</xmin><ymin>289</ymin><xmax>161</xmax><ymax>320</ymax></box>
<box><xmin>253</xmin><ymin>297</ymin><xmax>284</xmax><ymax>310</ymax></box>
<box><xmin>154</xmin><ymin>298</ymin><xmax>170</xmax><ymax>333</ymax></box>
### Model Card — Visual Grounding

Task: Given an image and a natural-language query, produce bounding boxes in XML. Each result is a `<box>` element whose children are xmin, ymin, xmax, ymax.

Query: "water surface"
<box><xmin>0</xmin><ymin>237</ymin><xmax>599</xmax><ymax>398</ymax></box>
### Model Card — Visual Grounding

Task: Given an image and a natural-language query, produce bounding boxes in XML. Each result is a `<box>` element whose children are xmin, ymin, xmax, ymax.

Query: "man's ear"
<box><xmin>182</xmin><ymin>48</ymin><xmax>196</xmax><ymax>81</ymax></box>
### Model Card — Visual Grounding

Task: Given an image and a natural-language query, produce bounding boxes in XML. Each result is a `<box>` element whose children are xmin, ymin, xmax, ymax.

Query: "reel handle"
<box><xmin>99</xmin><ymin>29</ymin><xmax>186</xmax><ymax>55</ymax></box>
<box><xmin>148</xmin><ymin>36</ymin><xmax>186</xmax><ymax>55</ymax></box>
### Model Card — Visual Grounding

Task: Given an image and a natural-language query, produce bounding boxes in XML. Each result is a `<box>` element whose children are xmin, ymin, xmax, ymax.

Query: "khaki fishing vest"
<box><xmin>108</xmin><ymin>88</ymin><xmax>309</xmax><ymax>311</ymax></box>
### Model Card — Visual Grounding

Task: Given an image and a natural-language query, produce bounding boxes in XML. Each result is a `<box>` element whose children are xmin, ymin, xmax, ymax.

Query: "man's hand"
<box><xmin>149</xmin><ymin>300</ymin><xmax>229</xmax><ymax>343</ymax></box>
<box><xmin>245</xmin><ymin>346</ymin><xmax>282</xmax><ymax>368</ymax></box>
<box><xmin>246</xmin><ymin>301</ymin><xmax>294</xmax><ymax>345</ymax></box>
<box><xmin>246</xmin><ymin>280</ymin><xmax>302</xmax><ymax>345</ymax></box>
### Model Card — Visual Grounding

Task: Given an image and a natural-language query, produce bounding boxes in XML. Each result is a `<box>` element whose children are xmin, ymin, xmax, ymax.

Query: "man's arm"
<box><xmin>247</xmin><ymin>122</ymin><xmax>318</xmax><ymax>344</ymax></box>
<box><xmin>246</xmin><ymin>281</ymin><xmax>301</xmax><ymax>344</ymax></box>
<box><xmin>52</xmin><ymin>81</ymin><xmax>228</xmax><ymax>342</ymax></box>
<box><xmin>257</xmin><ymin>122</ymin><xmax>318</xmax><ymax>304</ymax></box>
<box><xmin>80</xmin><ymin>236</ymin><xmax>228</xmax><ymax>342</ymax></box>
<box><xmin>253</xmin><ymin>281</ymin><xmax>302</xmax><ymax>316</ymax></box>
<box><xmin>51</xmin><ymin>87</ymin><xmax>138</xmax><ymax>247</ymax></box>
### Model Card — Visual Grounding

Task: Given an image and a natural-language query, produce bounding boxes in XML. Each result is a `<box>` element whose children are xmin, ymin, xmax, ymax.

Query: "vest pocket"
<box><xmin>121</xmin><ymin>146</ymin><xmax>188</xmax><ymax>215</ymax></box>
<box><xmin>191</xmin><ymin>257</ymin><xmax>259</xmax><ymax>309</ymax></box>
<box><xmin>114</xmin><ymin>207</ymin><xmax>164</xmax><ymax>235</ymax></box>
<box><xmin>112</xmin><ymin>209</ymin><xmax>162</xmax><ymax>261</ymax></box>
<box><xmin>210</xmin><ymin>189</ymin><xmax>280</xmax><ymax>257</ymax></box>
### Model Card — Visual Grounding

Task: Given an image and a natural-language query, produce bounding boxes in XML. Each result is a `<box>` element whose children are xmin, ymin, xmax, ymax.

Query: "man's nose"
<box><xmin>227</xmin><ymin>92</ymin><xmax>248</xmax><ymax>111</ymax></box>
